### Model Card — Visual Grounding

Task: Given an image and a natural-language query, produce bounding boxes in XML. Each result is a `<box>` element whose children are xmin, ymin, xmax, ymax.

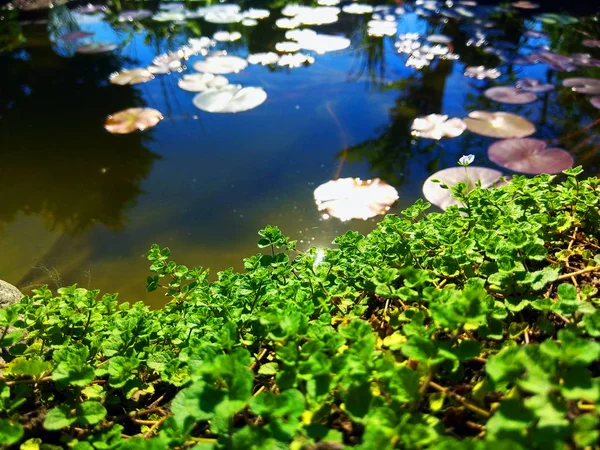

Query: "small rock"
<box><xmin>0</xmin><ymin>280</ymin><xmax>23</xmax><ymax>308</ymax></box>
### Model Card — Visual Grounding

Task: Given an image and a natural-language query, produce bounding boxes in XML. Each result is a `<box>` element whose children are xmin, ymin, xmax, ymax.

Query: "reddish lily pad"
<box><xmin>422</xmin><ymin>167</ymin><xmax>505</xmax><ymax>210</ymax></box>
<box><xmin>463</xmin><ymin>111</ymin><xmax>536</xmax><ymax>138</ymax></box>
<box><xmin>60</xmin><ymin>31</ymin><xmax>94</xmax><ymax>41</ymax></box>
<box><xmin>591</xmin><ymin>97</ymin><xmax>600</xmax><ymax>109</ymax></box>
<box><xmin>104</xmin><ymin>108</ymin><xmax>163</xmax><ymax>134</ymax></box>
<box><xmin>515</xmin><ymin>78</ymin><xmax>554</xmax><ymax>93</ymax></box>
<box><xmin>562</xmin><ymin>78</ymin><xmax>600</xmax><ymax>95</ymax></box>
<box><xmin>583</xmin><ymin>40</ymin><xmax>600</xmax><ymax>48</ymax></box>
<box><xmin>76</xmin><ymin>43</ymin><xmax>117</xmax><ymax>54</ymax></box>
<box><xmin>484</xmin><ymin>86</ymin><xmax>537</xmax><ymax>104</ymax></box>
<box><xmin>488</xmin><ymin>138</ymin><xmax>573</xmax><ymax>174</ymax></box>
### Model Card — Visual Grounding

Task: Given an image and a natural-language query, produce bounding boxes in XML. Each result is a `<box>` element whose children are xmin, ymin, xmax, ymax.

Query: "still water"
<box><xmin>1</xmin><ymin>0</ymin><xmax>599</xmax><ymax>306</ymax></box>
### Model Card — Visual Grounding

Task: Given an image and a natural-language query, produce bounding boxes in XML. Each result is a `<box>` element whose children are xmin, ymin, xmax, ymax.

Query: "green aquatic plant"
<box><xmin>1</xmin><ymin>169</ymin><xmax>600</xmax><ymax>449</ymax></box>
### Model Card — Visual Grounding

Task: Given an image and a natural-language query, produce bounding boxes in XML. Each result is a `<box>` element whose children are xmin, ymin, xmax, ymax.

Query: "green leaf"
<box><xmin>8</xmin><ymin>357</ymin><xmax>50</xmax><ymax>378</ymax></box>
<box><xmin>76</xmin><ymin>401</ymin><xmax>107</xmax><ymax>425</ymax></box>
<box><xmin>573</xmin><ymin>414</ymin><xmax>599</xmax><ymax>447</ymax></box>
<box><xmin>257</xmin><ymin>362</ymin><xmax>278</xmax><ymax>376</ymax></box>
<box><xmin>44</xmin><ymin>406</ymin><xmax>76</xmax><ymax>430</ymax></box>
<box><xmin>401</xmin><ymin>336</ymin><xmax>436</xmax><ymax>361</ymax></box>
<box><xmin>0</xmin><ymin>419</ymin><xmax>23</xmax><ymax>445</ymax></box>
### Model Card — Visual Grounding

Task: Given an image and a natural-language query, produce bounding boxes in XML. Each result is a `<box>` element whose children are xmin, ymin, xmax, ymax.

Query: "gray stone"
<box><xmin>0</xmin><ymin>280</ymin><xmax>23</xmax><ymax>308</ymax></box>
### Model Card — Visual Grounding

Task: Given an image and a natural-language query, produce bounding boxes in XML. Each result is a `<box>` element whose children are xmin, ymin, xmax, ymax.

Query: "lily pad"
<box><xmin>213</xmin><ymin>31</ymin><xmax>242</xmax><ymax>42</ymax></box>
<box><xmin>275</xmin><ymin>41</ymin><xmax>301</xmax><ymax>52</ymax></box>
<box><xmin>278</xmin><ymin>53</ymin><xmax>315</xmax><ymax>68</ymax></box>
<box><xmin>243</xmin><ymin>8</ymin><xmax>269</xmax><ymax>19</ymax></box>
<box><xmin>427</xmin><ymin>34</ymin><xmax>452</xmax><ymax>44</ymax></box>
<box><xmin>109</xmin><ymin>68</ymin><xmax>154</xmax><ymax>85</ymax></box>
<box><xmin>463</xmin><ymin>111</ymin><xmax>536</xmax><ymax>138</ymax></box>
<box><xmin>562</xmin><ymin>78</ymin><xmax>600</xmax><ymax>95</ymax></box>
<box><xmin>247</xmin><ymin>53</ymin><xmax>280</xmax><ymax>65</ymax></box>
<box><xmin>367</xmin><ymin>20</ymin><xmax>397</xmax><ymax>37</ymax></box>
<box><xmin>203</xmin><ymin>4</ymin><xmax>243</xmax><ymax>23</ymax></box>
<box><xmin>590</xmin><ymin>97</ymin><xmax>600</xmax><ymax>109</ymax></box>
<box><xmin>515</xmin><ymin>78</ymin><xmax>554</xmax><ymax>93</ymax></box>
<box><xmin>178</xmin><ymin>73</ymin><xmax>229</xmax><ymax>92</ymax></box>
<box><xmin>464</xmin><ymin>66</ymin><xmax>501</xmax><ymax>80</ymax></box>
<box><xmin>342</xmin><ymin>3</ymin><xmax>373</xmax><ymax>14</ymax></box>
<box><xmin>76</xmin><ymin>43</ymin><xmax>117</xmax><ymax>54</ymax></box>
<box><xmin>193</xmin><ymin>55</ymin><xmax>248</xmax><ymax>74</ymax></box>
<box><xmin>583</xmin><ymin>40</ymin><xmax>600</xmax><ymax>48</ymax></box>
<box><xmin>484</xmin><ymin>86</ymin><xmax>537</xmax><ymax>104</ymax></box>
<box><xmin>118</xmin><ymin>10</ymin><xmax>152</xmax><ymax>22</ymax></box>
<box><xmin>285</xmin><ymin>29</ymin><xmax>351</xmax><ymax>54</ymax></box>
<box><xmin>276</xmin><ymin>18</ymin><xmax>301</xmax><ymax>29</ymax></box>
<box><xmin>60</xmin><ymin>31</ymin><xmax>94</xmax><ymax>41</ymax></box>
<box><xmin>153</xmin><ymin>11</ymin><xmax>186</xmax><ymax>21</ymax></box>
<box><xmin>423</xmin><ymin>167</ymin><xmax>505</xmax><ymax>210</ymax></box>
<box><xmin>411</xmin><ymin>114</ymin><xmax>467</xmax><ymax>140</ymax></box>
<box><xmin>241</xmin><ymin>18</ymin><xmax>258</xmax><ymax>26</ymax></box>
<box><xmin>192</xmin><ymin>85</ymin><xmax>267</xmax><ymax>113</ymax></box>
<box><xmin>104</xmin><ymin>108</ymin><xmax>163</xmax><ymax>134</ymax></box>
<box><xmin>314</xmin><ymin>178</ymin><xmax>399</xmax><ymax>221</ymax></box>
<box><xmin>488</xmin><ymin>138</ymin><xmax>574</xmax><ymax>174</ymax></box>
<box><xmin>148</xmin><ymin>52</ymin><xmax>184</xmax><ymax>74</ymax></box>
<box><xmin>512</xmin><ymin>1</ymin><xmax>539</xmax><ymax>8</ymax></box>
<box><xmin>535</xmin><ymin>13</ymin><xmax>578</xmax><ymax>25</ymax></box>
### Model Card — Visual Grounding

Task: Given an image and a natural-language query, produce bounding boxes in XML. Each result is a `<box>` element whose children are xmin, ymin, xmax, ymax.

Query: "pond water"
<box><xmin>1</xmin><ymin>0</ymin><xmax>599</xmax><ymax>307</ymax></box>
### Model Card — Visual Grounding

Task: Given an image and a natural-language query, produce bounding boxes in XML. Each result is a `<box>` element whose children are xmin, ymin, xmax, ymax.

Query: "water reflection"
<box><xmin>0</xmin><ymin>1</ymin><xmax>599</xmax><ymax>306</ymax></box>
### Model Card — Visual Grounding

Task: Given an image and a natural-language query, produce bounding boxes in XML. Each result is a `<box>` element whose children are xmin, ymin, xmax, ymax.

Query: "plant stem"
<box><xmin>428</xmin><ymin>381</ymin><xmax>491</xmax><ymax>418</ymax></box>
<box><xmin>557</xmin><ymin>265</ymin><xmax>600</xmax><ymax>280</ymax></box>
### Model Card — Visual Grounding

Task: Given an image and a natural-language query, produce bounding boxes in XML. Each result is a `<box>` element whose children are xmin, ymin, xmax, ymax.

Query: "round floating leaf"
<box><xmin>153</xmin><ymin>11</ymin><xmax>186</xmax><ymax>21</ymax></box>
<box><xmin>241</xmin><ymin>18</ymin><xmax>258</xmax><ymax>26</ymax></box>
<box><xmin>278</xmin><ymin>53</ymin><xmax>315</xmax><ymax>68</ymax></box>
<box><xmin>512</xmin><ymin>1</ymin><xmax>539</xmax><ymax>8</ymax></box>
<box><xmin>178</xmin><ymin>73</ymin><xmax>229</xmax><ymax>92</ymax></box>
<box><xmin>515</xmin><ymin>78</ymin><xmax>554</xmax><ymax>93</ymax></box>
<box><xmin>342</xmin><ymin>3</ymin><xmax>373</xmax><ymax>14</ymax></box>
<box><xmin>423</xmin><ymin>167</ymin><xmax>505</xmax><ymax>210</ymax></box>
<box><xmin>247</xmin><ymin>52</ymin><xmax>280</xmax><ymax>65</ymax></box>
<box><xmin>243</xmin><ymin>8</ymin><xmax>269</xmax><ymax>19</ymax></box>
<box><xmin>464</xmin><ymin>66</ymin><xmax>500</xmax><ymax>80</ymax></box>
<box><xmin>193</xmin><ymin>55</ymin><xmax>248</xmax><ymax>74</ymax></box>
<box><xmin>60</xmin><ymin>31</ymin><xmax>94</xmax><ymax>41</ymax></box>
<box><xmin>313</xmin><ymin>178</ymin><xmax>399</xmax><ymax>221</ymax></box>
<box><xmin>76</xmin><ymin>42</ymin><xmax>117</xmax><ymax>54</ymax></box>
<box><xmin>275</xmin><ymin>41</ymin><xmax>300</xmax><ymax>52</ymax></box>
<box><xmin>484</xmin><ymin>86</ymin><xmax>537</xmax><ymax>104</ymax></box>
<box><xmin>590</xmin><ymin>96</ymin><xmax>600</xmax><ymax>109</ymax></box>
<box><xmin>118</xmin><ymin>10</ymin><xmax>152</xmax><ymax>22</ymax></box>
<box><xmin>109</xmin><ymin>68</ymin><xmax>153</xmax><ymax>85</ymax></box>
<box><xmin>411</xmin><ymin>114</ymin><xmax>466</xmax><ymax>140</ymax></box>
<box><xmin>285</xmin><ymin>29</ymin><xmax>350</xmax><ymax>54</ymax></box>
<box><xmin>563</xmin><ymin>77</ymin><xmax>600</xmax><ymax>94</ymax></box>
<box><xmin>104</xmin><ymin>108</ymin><xmax>163</xmax><ymax>134</ymax></box>
<box><xmin>464</xmin><ymin>111</ymin><xmax>536</xmax><ymax>138</ymax></box>
<box><xmin>192</xmin><ymin>85</ymin><xmax>267</xmax><ymax>113</ymax></box>
<box><xmin>276</xmin><ymin>17</ymin><xmax>301</xmax><ymax>29</ymax></box>
<box><xmin>427</xmin><ymin>34</ymin><xmax>452</xmax><ymax>43</ymax></box>
<box><xmin>583</xmin><ymin>40</ymin><xmax>600</xmax><ymax>48</ymax></box>
<box><xmin>213</xmin><ymin>31</ymin><xmax>242</xmax><ymax>42</ymax></box>
<box><xmin>488</xmin><ymin>138</ymin><xmax>574</xmax><ymax>174</ymax></box>
<box><xmin>535</xmin><ymin>13</ymin><xmax>578</xmax><ymax>25</ymax></box>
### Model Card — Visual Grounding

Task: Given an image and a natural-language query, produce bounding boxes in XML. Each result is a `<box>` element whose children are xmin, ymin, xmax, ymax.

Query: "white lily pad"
<box><xmin>275</xmin><ymin>41</ymin><xmax>301</xmax><ymax>52</ymax></box>
<box><xmin>241</xmin><ymin>18</ymin><xmax>258</xmax><ymax>26</ymax></box>
<box><xmin>515</xmin><ymin>78</ymin><xmax>554</xmax><ymax>93</ymax></box>
<box><xmin>109</xmin><ymin>68</ymin><xmax>154</xmax><ymax>85</ymax></box>
<box><xmin>178</xmin><ymin>73</ymin><xmax>229</xmax><ymax>92</ymax></box>
<box><xmin>314</xmin><ymin>178</ymin><xmax>399</xmax><ymax>221</ymax></box>
<box><xmin>463</xmin><ymin>111</ymin><xmax>536</xmax><ymax>138</ymax></box>
<box><xmin>247</xmin><ymin>53</ymin><xmax>280</xmax><ymax>65</ymax></box>
<box><xmin>285</xmin><ymin>29</ymin><xmax>351</xmax><ymax>54</ymax></box>
<box><xmin>278</xmin><ymin>53</ymin><xmax>315</xmax><ymax>68</ymax></box>
<box><xmin>104</xmin><ymin>108</ymin><xmax>163</xmax><ymax>134</ymax></box>
<box><xmin>118</xmin><ymin>10</ymin><xmax>152</xmax><ymax>22</ymax></box>
<box><xmin>427</xmin><ymin>34</ymin><xmax>452</xmax><ymax>43</ymax></box>
<box><xmin>193</xmin><ymin>55</ymin><xmax>248</xmax><ymax>74</ymax></box>
<box><xmin>213</xmin><ymin>31</ymin><xmax>242</xmax><ymax>42</ymax></box>
<box><xmin>192</xmin><ymin>85</ymin><xmax>267</xmax><ymax>113</ymax></box>
<box><xmin>488</xmin><ymin>138</ymin><xmax>573</xmax><ymax>174</ymax></box>
<box><xmin>411</xmin><ymin>114</ymin><xmax>466</xmax><ymax>140</ymax></box>
<box><xmin>276</xmin><ymin>17</ymin><xmax>301</xmax><ymax>29</ymax></box>
<box><xmin>464</xmin><ymin>66</ymin><xmax>501</xmax><ymax>80</ymax></box>
<box><xmin>423</xmin><ymin>167</ymin><xmax>505</xmax><ymax>210</ymax></box>
<box><xmin>367</xmin><ymin>20</ymin><xmax>397</xmax><ymax>37</ymax></box>
<box><xmin>153</xmin><ymin>11</ymin><xmax>186</xmax><ymax>21</ymax></box>
<box><xmin>243</xmin><ymin>8</ymin><xmax>270</xmax><ymax>19</ymax></box>
<box><xmin>342</xmin><ymin>3</ymin><xmax>373</xmax><ymax>14</ymax></box>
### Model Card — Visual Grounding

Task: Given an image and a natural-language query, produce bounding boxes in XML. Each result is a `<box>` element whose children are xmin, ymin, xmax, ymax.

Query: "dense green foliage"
<box><xmin>1</xmin><ymin>169</ymin><xmax>600</xmax><ymax>449</ymax></box>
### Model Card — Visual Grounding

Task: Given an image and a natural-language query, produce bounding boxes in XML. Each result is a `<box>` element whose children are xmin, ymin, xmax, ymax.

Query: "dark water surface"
<box><xmin>1</xmin><ymin>0</ymin><xmax>599</xmax><ymax>306</ymax></box>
